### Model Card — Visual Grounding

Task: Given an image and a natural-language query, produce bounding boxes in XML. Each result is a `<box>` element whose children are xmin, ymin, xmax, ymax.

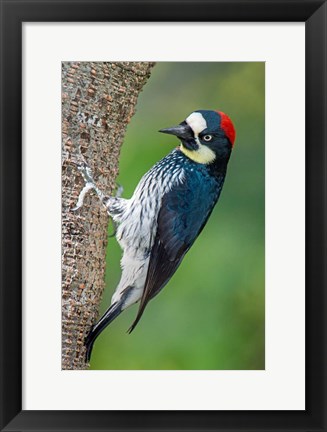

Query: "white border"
<box><xmin>23</xmin><ymin>23</ymin><xmax>305</xmax><ymax>410</ymax></box>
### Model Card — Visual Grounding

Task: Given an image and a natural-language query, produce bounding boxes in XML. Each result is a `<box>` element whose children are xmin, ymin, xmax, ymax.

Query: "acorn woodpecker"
<box><xmin>74</xmin><ymin>109</ymin><xmax>236</xmax><ymax>361</ymax></box>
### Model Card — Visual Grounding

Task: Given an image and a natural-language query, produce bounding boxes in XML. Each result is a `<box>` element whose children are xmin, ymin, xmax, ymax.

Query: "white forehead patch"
<box><xmin>186</xmin><ymin>112</ymin><xmax>207</xmax><ymax>136</ymax></box>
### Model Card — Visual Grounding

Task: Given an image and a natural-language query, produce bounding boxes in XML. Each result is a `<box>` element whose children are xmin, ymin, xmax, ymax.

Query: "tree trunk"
<box><xmin>62</xmin><ymin>62</ymin><xmax>155</xmax><ymax>370</ymax></box>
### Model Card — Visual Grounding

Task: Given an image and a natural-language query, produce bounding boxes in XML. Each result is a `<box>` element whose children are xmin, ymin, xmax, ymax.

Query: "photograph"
<box><xmin>62</xmin><ymin>61</ymin><xmax>265</xmax><ymax>370</ymax></box>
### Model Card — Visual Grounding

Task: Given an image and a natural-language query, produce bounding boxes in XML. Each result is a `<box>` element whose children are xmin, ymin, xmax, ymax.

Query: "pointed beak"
<box><xmin>159</xmin><ymin>123</ymin><xmax>193</xmax><ymax>140</ymax></box>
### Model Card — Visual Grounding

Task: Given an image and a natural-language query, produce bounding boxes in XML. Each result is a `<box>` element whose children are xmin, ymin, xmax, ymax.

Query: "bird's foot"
<box><xmin>72</xmin><ymin>181</ymin><xmax>96</xmax><ymax>211</ymax></box>
<box><xmin>72</xmin><ymin>162</ymin><xmax>106</xmax><ymax>211</ymax></box>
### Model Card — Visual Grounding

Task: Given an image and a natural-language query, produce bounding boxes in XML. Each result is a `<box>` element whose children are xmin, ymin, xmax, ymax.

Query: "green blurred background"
<box><xmin>90</xmin><ymin>62</ymin><xmax>265</xmax><ymax>370</ymax></box>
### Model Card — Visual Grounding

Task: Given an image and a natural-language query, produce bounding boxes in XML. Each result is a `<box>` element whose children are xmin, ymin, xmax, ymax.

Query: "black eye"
<box><xmin>202</xmin><ymin>134</ymin><xmax>213</xmax><ymax>142</ymax></box>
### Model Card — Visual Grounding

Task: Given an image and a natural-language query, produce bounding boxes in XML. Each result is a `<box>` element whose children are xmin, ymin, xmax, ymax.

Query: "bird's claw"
<box><xmin>72</xmin><ymin>162</ymin><xmax>98</xmax><ymax>211</ymax></box>
<box><xmin>72</xmin><ymin>182</ymin><xmax>96</xmax><ymax>211</ymax></box>
<box><xmin>72</xmin><ymin>163</ymin><xmax>122</xmax><ymax>214</ymax></box>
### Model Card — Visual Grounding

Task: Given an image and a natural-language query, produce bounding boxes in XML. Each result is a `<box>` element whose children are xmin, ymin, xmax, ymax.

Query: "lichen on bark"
<box><xmin>62</xmin><ymin>61</ymin><xmax>155</xmax><ymax>370</ymax></box>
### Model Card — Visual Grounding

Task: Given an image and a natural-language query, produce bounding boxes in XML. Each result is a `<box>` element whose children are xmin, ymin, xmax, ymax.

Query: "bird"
<box><xmin>75</xmin><ymin>109</ymin><xmax>236</xmax><ymax>361</ymax></box>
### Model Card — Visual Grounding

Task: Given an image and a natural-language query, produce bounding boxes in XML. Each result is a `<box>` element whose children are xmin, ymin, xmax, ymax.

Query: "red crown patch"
<box><xmin>217</xmin><ymin>111</ymin><xmax>236</xmax><ymax>146</ymax></box>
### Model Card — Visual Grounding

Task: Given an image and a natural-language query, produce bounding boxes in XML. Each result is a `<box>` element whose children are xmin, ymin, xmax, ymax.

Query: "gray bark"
<box><xmin>62</xmin><ymin>62</ymin><xmax>155</xmax><ymax>370</ymax></box>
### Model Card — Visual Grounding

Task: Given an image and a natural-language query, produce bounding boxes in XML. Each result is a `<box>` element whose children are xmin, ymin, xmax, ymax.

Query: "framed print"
<box><xmin>1</xmin><ymin>1</ymin><xmax>326</xmax><ymax>431</ymax></box>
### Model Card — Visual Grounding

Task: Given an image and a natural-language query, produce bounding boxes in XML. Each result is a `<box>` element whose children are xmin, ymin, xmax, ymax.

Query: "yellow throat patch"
<box><xmin>180</xmin><ymin>143</ymin><xmax>216</xmax><ymax>165</ymax></box>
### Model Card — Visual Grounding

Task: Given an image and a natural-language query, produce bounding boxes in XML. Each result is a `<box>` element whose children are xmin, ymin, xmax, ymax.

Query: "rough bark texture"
<box><xmin>62</xmin><ymin>62</ymin><xmax>155</xmax><ymax>370</ymax></box>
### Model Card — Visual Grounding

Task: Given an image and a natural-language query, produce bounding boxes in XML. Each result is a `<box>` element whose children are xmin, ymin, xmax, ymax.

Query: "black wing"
<box><xmin>128</xmin><ymin>173</ymin><xmax>221</xmax><ymax>332</ymax></box>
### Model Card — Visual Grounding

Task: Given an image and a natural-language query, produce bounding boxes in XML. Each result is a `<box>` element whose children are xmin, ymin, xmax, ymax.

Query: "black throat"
<box><xmin>206</xmin><ymin>149</ymin><xmax>231</xmax><ymax>179</ymax></box>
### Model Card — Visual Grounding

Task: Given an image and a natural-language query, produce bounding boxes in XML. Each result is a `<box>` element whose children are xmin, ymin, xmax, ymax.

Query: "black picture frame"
<box><xmin>1</xmin><ymin>1</ymin><xmax>326</xmax><ymax>431</ymax></box>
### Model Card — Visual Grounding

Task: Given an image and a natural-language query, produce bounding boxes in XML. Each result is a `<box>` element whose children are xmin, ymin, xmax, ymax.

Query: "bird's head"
<box><xmin>159</xmin><ymin>110</ymin><xmax>236</xmax><ymax>165</ymax></box>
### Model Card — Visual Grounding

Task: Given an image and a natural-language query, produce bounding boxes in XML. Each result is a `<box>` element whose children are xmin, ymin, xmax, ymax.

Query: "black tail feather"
<box><xmin>85</xmin><ymin>302</ymin><xmax>123</xmax><ymax>362</ymax></box>
<box><xmin>127</xmin><ymin>302</ymin><xmax>147</xmax><ymax>334</ymax></box>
